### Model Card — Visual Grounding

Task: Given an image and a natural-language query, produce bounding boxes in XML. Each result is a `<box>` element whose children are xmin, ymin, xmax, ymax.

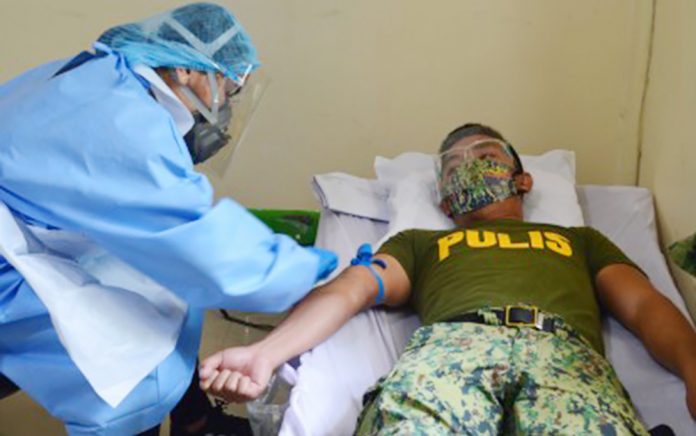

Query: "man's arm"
<box><xmin>596</xmin><ymin>264</ymin><xmax>696</xmax><ymax>418</ymax></box>
<box><xmin>199</xmin><ymin>253</ymin><xmax>411</xmax><ymax>402</ymax></box>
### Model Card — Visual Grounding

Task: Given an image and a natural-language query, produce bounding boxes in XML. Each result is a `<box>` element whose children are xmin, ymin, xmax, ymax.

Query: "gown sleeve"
<box><xmin>0</xmin><ymin>52</ymin><xmax>323</xmax><ymax>311</ymax></box>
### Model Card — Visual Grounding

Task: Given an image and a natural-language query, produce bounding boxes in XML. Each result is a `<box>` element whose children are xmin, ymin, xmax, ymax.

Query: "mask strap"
<box><xmin>176</xmin><ymin>71</ymin><xmax>222</xmax><ymax>125</ymax></box>
<box><xmin>234</xmin><ymin>64</ymin><xmax>253</xmax><ymax>87</ymax></box>
<box><xmin>207</xmin><ymin>71</ymin><xmax>220</xmax><ymax>121</ymax></box>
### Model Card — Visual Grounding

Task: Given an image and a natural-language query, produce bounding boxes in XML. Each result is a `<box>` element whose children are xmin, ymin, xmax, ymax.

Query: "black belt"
<box><xmin>445</xmin><ymin>306</ymin><xmax>557</xmax><ymax>333</ymax></box>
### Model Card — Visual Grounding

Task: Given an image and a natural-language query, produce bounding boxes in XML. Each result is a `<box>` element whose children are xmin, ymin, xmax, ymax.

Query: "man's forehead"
<box><xmin>440</xmin><ymin>135</ymin><xmax>516</xmax><ymax>171</ymax></box>
<box><xmin>446</xmin><ymin>135</ymin><xmax>509</xmax><ymax>155</ymax></box>
<box><xmin>449</xmin><ymin>134</ymin><xmax>499</xmax><ymax>151</ymax></box>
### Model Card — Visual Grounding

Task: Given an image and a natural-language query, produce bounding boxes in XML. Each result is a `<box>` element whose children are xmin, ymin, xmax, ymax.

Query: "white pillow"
<box><xmin>374</xmin><ymin>150</ymin><xmax>584</xmax><ymax>246</ymax></box>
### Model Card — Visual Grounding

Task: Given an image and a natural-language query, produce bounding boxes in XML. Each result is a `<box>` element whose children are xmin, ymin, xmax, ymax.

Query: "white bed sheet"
<box><xmin>281</xmin><ymin>185</ymin><xmax>695</xmax><ymax>436</ymax></box>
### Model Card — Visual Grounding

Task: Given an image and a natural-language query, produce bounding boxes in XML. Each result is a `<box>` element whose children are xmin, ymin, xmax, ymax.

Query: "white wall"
<box><xmin>1</xmin><ymin>0</ymin><xmax>652</xmax><ymax>209</ymax></box>
<box><xmin>216</xmin><ymin>0</ymin><xmax>652</xmax><ymax>209</ymax></box>
<box><xmin>640</xmin><ymin>0</ymin><xmax>696</xmax><ymax>319</ymax></box>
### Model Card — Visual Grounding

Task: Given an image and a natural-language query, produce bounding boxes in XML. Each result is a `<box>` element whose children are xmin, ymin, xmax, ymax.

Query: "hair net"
<box><xmin>98</xmin><ymin>2</ymin><xmax>260</xmax><ymax>83</ymax></box>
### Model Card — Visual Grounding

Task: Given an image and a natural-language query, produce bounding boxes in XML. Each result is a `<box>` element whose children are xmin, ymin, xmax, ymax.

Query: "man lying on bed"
<box><xmin>199</xmin><ymin>123</ymin><xmax>696</xmax><ymax>434</ymax></box>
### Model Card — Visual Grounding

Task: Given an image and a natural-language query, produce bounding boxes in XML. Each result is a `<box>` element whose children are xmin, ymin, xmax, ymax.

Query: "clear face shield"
<box><xmin>178</xmin><ymin>66</ymin><xmax>269</xmax><ymax>177</ymax></box>
<box><xmin>436</xmin><ymin>139</ymin><xmax>520</xmax><ymax>216</ymax></box>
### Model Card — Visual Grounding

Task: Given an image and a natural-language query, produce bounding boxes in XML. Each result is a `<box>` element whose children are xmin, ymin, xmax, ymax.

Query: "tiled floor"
<box><xmin>0</xmin><ymin>310</ymin><xmax>281</xmax><ymax>435</ymax></box>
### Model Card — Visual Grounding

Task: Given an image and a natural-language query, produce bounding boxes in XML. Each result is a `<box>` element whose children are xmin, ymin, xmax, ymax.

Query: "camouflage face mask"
<box><xmin>439</xmin><ymin>159</ymin><xmax>518</xmax><ymax>217</ymax></box>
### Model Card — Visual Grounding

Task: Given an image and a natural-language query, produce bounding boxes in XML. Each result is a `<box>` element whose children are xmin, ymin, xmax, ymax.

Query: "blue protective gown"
<box><xmin>0</xmin><ymin>48</ymin><xmax>323</xmax><ymax>434</ymax></box>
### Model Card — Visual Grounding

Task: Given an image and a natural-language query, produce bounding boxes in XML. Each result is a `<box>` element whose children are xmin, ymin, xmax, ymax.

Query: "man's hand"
<box><xmin>596</xmin><ymin>264</ymin><xmax>696</xmax><ymax>419</ymax></box>
<box><xmin>198</xmin><ymin>255</ymin><xmax>411</xmax><ymax>404</ymax></box>
<box><xmin>199</xmin><ymin>346</ymin><xmax>274</xmax><ymax>403</ymax></box>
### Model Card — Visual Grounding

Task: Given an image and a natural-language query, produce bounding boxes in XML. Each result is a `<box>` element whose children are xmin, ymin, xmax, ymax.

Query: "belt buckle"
<box><xmin>504</xmin><ymin>305</ymin><xmax>541</xmax><ymax>328</ymax></box>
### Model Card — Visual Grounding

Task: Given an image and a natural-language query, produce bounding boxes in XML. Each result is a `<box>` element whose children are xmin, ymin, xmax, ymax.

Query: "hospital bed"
<box><xmin>277</xmin><ymin>155</ymin><xmax>695</xmax><ymax>435</ymax></box>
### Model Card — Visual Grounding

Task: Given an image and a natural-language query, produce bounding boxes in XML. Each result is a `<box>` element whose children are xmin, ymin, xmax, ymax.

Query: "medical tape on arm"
<box><xmin>350</xmin><ymin>243</ymin><xmax>387</xmax><ymax>305</ymax></box>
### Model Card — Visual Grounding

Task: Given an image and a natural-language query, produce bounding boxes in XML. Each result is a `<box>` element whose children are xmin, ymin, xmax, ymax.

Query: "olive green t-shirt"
<box><xmin>378</xmin><ymin>219</ymin><xmax>641</xmax><ymax>354</ymax></box>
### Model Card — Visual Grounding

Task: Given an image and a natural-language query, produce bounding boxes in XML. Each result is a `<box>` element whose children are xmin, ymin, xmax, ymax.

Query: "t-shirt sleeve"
<box><xmin>583</xmin><ymin>227</ymin><xmax>646</xmax><ymax>278</ymax></box>
<box><xmin>377</xmin><ymin>230</ymin><xmax>417</xmax><ymax>286</ymax></box>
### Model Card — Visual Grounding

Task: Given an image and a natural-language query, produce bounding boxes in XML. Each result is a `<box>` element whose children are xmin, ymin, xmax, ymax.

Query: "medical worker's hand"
<box><xmin>307</xmin><ymin>247</ymin><xmax>338</xmax><ymax>282</ymax></box>
<box><xmin>199</xmin><ymin>346</ymin><xmax>274</xmax><ymax>403</ymax></box>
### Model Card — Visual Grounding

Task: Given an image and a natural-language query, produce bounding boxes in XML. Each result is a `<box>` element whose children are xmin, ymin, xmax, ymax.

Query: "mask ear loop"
<box><xmin>234</xmin><ymin>64</ymin><xmax>253</xmax><ymax>89</ymax></box>
<box><xmin>173</xmin><ymin>70</ymin><xmax>222</xmax><ymax>125</ymax></box>
<box><xmin>434</xmin><ymin>153</ymin><xmax>454</xmax><ymax>219</ymax></box>
<box><xmin>207</xmin><ymin>71</ymin><xmax>221</xmax><ymax>122</ymax></box>
<box><xmin>503</xmin><ymin>143</ymin><xmax>524</xmax><ymax>177</ymax></box>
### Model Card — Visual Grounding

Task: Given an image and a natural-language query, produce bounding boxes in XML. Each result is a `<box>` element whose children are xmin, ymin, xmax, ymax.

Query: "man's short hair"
<box><xmin>439</xmin><ymin>123</ymin><xmax>524</xmax><ymax>174</ymax></box>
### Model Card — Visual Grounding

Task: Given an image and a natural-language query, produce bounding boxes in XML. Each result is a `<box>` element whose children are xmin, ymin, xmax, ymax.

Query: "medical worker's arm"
<box><xmin>0</xmin><ymin>55</ymin><xmax>330</xmax><ymax>312</ymax></box>
<box><xmin>199</xmin><ymin>253</ymin><xmax>411</xmax><ymax>402</ymax></box>
<box><xmin>596</xmin><ymin>264</ymin><xmax>696</xmax><ymax>419</ymax></box>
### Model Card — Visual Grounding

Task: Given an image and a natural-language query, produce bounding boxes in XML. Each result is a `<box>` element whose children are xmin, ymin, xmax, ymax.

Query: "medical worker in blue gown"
<box><xmin>0</xmin><ymin>3</ymin><xmax>336</xmax><ymax>435</ymax></box>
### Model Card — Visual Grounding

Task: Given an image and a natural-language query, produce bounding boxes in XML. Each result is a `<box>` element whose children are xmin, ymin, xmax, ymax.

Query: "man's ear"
<box><xmin>439</xmin><ymin>200</ymin><xmax>452</xmax><ymax>218</ymax></box>
<box><xmin>515</xmin><ymin>171</ymin><xmax>533</xmax><ymax>194</ymax></box>
<box><xmin>172</xmin><ymin>67</ymin><xmax>193</xmax><ymax>86</ymax></box>
<box><xmin>156</xmin><ymin>67</ymin><xmax>193</xmax><ymax>88</ymax></box>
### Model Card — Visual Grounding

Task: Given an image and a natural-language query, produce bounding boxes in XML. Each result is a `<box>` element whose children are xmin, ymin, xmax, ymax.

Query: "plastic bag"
<box><xmin>246</xmin><ymin>369</ymin><xmax>294</xmax><ymax>436</ymax></box>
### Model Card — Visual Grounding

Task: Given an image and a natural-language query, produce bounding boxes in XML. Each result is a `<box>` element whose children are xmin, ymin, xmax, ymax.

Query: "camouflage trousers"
<box><xmin>355</xmin><ymin>312</ymin><xmax>648</xmax><ymax>435</ymax></box>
